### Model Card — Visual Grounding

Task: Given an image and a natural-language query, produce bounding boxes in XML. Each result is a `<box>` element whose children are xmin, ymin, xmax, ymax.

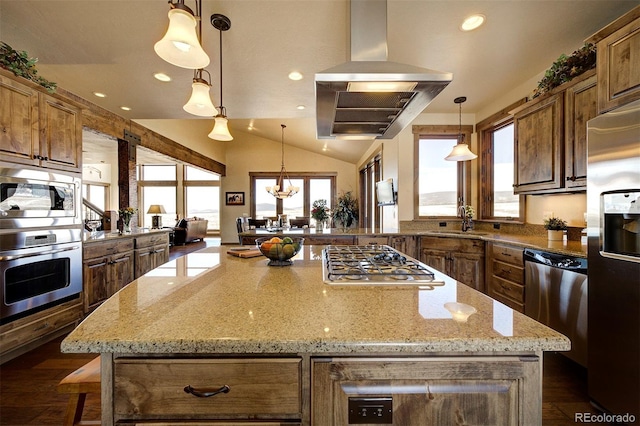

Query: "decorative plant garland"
<box><xmin>0</xmin><ymin>42</ymin><xmax>57</xmax><ymax>93</ymax></box>
<box><xmin>531</xmin><ymin>43</ymin><xmax>596</xmax><ymax>99</ymax></box>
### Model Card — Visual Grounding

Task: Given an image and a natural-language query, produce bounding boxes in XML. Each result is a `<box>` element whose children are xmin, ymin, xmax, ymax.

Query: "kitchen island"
<box><xmin>62</xmin><ymin>245</ymin><xmax>569</xmax><ymax>425</ymax></box>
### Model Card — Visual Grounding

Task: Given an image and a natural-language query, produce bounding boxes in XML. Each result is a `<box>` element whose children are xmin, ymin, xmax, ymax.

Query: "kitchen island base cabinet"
<box><xmin>312</xmin><ymin>356</ymin><xmax>542</xmax><ymax>425</ymax></box>
<box><xmin>111</xmin><ymin>357</ymin><xmax>302</xmax><ymax>424</ymax></box>
<box><xmin>83</xmin><ymin>239</ymin><xmax>134</xmax><ymax>313</ymax></box>
<box><xmin>134</xmin><ymin>233</ymin><xmax>170</xmax><ymax>278</ymax></box>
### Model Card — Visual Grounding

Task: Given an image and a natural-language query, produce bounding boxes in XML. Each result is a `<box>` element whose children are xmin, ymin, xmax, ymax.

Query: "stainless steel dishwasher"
<box><xmin>524</xmin><ymin>248</ymin><xmax>588</xmax><ymax>367</ymax></box>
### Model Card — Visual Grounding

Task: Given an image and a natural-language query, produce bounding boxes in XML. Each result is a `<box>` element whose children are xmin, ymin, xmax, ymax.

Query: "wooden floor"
<box><xmin>0</xmin><ymin>238</ymin><xmax>601</xmax><ymax>425</ymax></box>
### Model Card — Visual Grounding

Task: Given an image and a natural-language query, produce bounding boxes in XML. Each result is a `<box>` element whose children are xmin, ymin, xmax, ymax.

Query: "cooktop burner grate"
<box><xmin>322</xmin><ymin>245</ymin><xmax>445</xmax><ymax>285</ymax></box>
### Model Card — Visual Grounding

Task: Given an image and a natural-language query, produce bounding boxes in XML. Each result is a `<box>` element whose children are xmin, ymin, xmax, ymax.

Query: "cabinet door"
<box><xmin>420</xmin><ymin>248</ymin><xmax>448</xmax><ymax>274</ymax></box>
<box><xmin>389</xmin><ymin>236</ymin><xmax>416</xmax><ymax>258</ymax></box>
<box><xmin>513</xmin><ymin>94</ymin><xmax>564</xmax><ymax>194</ymax></box>
<box><xmin>110</xmin><ymin>251</ymin><xmax>134</xmax><ymax>293</ymax></box>
<box><xmin>450</xmin><ymin>253</ymin><xmax>485</xmax><ymax>292</ymax></box>
<box><xmin>150</xmin><ymin>244</ymin><xmax>169</xmax><ymax>270</ymax></box>
<box><xmin>0</xmin><ymin>75</ymin><xmax>40</xmax><ymax>166</ymax></box>
<box><xmin>83</xmin><ymin>256</ymin><xmax>110</xmax><ymax>312</ymax></box>
<box><xmin>312</xmin><ymin>356</ymin><xmax>541</xmax><ymax>426</ymax></box>
<box><xmin>134</xmin><ymin>248</ymin><xmax>154</xmax><ymax>279</ymax></box>
<box><xmin>565</xmin><ymin>74</ymin><xmax>597</xmax><ymax>189</ymax></box>
<box><xmin>38</xmin><ymin>94</ymin><xmax>82</xmax><ymax>172</ymax></box>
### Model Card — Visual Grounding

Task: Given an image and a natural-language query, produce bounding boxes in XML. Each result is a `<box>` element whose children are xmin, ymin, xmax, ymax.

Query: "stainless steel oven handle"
<box><xmin>0</xmin><ymin>245</ymin><xmax>81</xmax><ymax>262</ymax></box>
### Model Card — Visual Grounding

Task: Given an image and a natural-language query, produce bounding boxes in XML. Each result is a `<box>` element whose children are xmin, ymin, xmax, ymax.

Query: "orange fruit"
<box><xmin>269</xmin><ymin>237</ymin><xmax>283</xmax><ymax>243</ymax></box>
<box><xmin>260</xmin><ymin>242</ymin><xmax>272</xmax><ymax>253</ymax></box>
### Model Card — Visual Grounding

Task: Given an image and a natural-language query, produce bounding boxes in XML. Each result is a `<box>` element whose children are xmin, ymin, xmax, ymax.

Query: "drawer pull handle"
<box><xmin>184</xmin><ymin>384</ymin><xmax>230</xmax><ymax>398</ymax></box>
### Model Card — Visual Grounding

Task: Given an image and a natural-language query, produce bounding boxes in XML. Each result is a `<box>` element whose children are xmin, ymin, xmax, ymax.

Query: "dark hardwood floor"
<box><xmin>0</xmin><ymin>238</ymin><xmax>601</xmax><ymax>425</ymax></box>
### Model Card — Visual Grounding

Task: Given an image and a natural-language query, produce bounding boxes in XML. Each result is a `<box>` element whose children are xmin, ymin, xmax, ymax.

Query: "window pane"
<box><xmin>186</xmin><ymin>186</ymin><xmax>219</xmax><ymax>230</ymax></box>
<box><xmin>91</xmin><ymin>185</ymin><xmax>106</xmax><ymax>211</ymax></box>
<box><xmin>493</xmin><ymin>124</ymin><xmax>519</xmax><ymax>217</ymax></box>
<box><xmin>142</xmin><ymin>165</ymin><xmax>176</xmax><ymax>181</ymax></box>
<box><xmin>282</xmin><ymin>178</ymin><xmax>304</xmax><ymax>219</ymax></box>
<box><xmin>186</xmin><ymin>165</ymin><xmax>219</xmax><ymax>181</ymax></box>
<box><xmin>309</xmin><ymin>179</ymin><xmax>332</xmax><ymax>212</ymax></box>
<box><xmin>142</xmin><ymin>186</ymin><xmax>176</xmax><ymax>228</ymax></box>
<box><xmin>418</xmin><ymin>138</ymin><xmax>458</xmax><ymax>216</ymax></box>
<box><xmin>256</xmin><ymin>178</ymin><xmax>277</xmax><ymax>219</ymax></box>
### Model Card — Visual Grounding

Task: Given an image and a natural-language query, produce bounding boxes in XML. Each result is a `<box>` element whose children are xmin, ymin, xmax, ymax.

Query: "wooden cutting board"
<box><xmin>227</xmin><ymin>248</ymin><xmax>263</xmax><ymax>258</ymax></box>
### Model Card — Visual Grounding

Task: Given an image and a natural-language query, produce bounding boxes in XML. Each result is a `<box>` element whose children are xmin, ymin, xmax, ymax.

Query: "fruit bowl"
<box><xmin>256</xmin><ymin>236</ymin><xmax>304</xmax><ymax>266</ymax></box>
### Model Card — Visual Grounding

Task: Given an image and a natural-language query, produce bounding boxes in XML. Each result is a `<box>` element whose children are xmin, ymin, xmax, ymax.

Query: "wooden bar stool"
<box><xmin>57</xmin><ymin>356</ymin><xmax>101</xmax><ymax>426</ymax></box>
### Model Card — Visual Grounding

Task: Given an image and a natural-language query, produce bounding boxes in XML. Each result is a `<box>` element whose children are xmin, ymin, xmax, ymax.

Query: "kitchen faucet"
<box><xmin>459</xmin><ymin>205</ymin><xmax>472</xmax><ymax>232</ymax></box>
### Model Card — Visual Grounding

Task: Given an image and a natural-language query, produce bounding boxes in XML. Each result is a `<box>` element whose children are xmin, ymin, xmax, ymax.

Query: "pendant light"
<box><xmin>266</xmin><ymin>125</ymin><xmax>300</xmax><ymax>199</ymax></box>
<box><xmin>445</xmin><ymin>96</ymin><xmax>477</xmax><ymax>161</ymax></box>
<box><xmin>183</xmin><ymin>69</ymin><xmax>217</xmax><ymax>116</ymax></box>
<box><xmin>154</xmin><ymin>0</ymin><xmax>210</xmax><ymax>69</ymax></box>
<box><xmin>208</xmin><ymin>13</ymin><xmax>233</xmax><ymax>141</ymax></box>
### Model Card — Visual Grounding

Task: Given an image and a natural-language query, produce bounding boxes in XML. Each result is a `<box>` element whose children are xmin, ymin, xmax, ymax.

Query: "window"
<box><xmin>414</xmin><ymin>125</ymin><xmax>472</xmax><ymax>218</ymax></box>
<box><xmin>82</xmin><ymin>183</ymin><xmax>107</xmax><ymax>211</ymax></box>
<box><xmin>477</xmin><ymin>101</ymin><xmax>525</xmax><ymax>221</ymax></box>
<box><xmin>360</xmin><ymin>154</ymin><xmax>381</xmax><ymax>228</ymax></box>
<box><xmin>250</xmin><ymin>173</ymin><xmax>336</xmax><ymax>220</ymax></box>
<box><xmin>185</xmin><ymin>166</ymin><xmax>221</xmax><ymax>231</ymax></box>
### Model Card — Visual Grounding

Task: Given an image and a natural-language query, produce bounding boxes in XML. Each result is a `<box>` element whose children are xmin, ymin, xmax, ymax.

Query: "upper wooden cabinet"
<box><xmin>0</xmin><ymin>69</ymin><xmax>82</xmax><ymax>173</ymax></box>
<box><xmin>511</xmin><ymin>70</ymin><xmax>596</xmax><ymax>194</ymax></box>
<box><xmin>587</xmin><ymin>6</ymin><xmax>640</xmax><ymax>114</ymax></box>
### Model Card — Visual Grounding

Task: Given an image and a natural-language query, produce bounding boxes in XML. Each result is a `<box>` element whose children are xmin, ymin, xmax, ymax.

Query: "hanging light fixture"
<box><xmin>445</xmin><ymin>96</ymin><xmax>477</xmax><ymax>161</ymax></box>
<box><xmin>266</xmin><ymin>124</ymin><xmax>300</xmax><ymax>199</ymax></box>
<box><xmin>183</xmin><ymin>69</ymin><xmax>217</xmax><ymax>116</ymax></box>
<box><xmin>154</xmin><ymin>0</ymin><xmax>210</xmax><ymax>69</ymax></box>
<box><xmin>208</xmin><ymin>13</ymin><xmax>233</xmax><ymax>141</ymax></box>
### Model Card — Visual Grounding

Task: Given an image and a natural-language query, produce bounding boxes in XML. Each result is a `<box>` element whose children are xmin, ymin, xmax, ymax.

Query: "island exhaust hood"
<box><xmin>315</xmin><ymin>0</ymin><xmax>452</xmax><ymax>140</ymax></box>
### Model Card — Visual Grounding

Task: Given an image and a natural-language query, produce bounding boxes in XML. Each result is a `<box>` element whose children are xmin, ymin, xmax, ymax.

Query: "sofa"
<box><xmin>173</xmin><ymin>217</ymin><xmax>208</xmax><ymax>245</ymax></box>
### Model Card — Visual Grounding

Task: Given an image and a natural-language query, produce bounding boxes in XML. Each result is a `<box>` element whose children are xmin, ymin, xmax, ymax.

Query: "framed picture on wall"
<box><xmin>225</xmin><ymin>192</ymin><xmax>245</xmax><ymax>205</ymax></box>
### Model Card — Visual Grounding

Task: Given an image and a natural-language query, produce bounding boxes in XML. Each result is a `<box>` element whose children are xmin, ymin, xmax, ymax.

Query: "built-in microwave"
<box><xmin>0</xmin><ymin>162</ymin><xmax>82</xmax><ymax>230</ymax></box>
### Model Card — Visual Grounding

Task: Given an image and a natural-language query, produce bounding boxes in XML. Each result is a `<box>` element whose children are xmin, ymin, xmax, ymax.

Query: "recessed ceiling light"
<box><xmin>154</xmin><ymin>72</ymin><xmax>172</xmax><ymax>82</ymax></box>
<box><xmin>296</xmin><ymin>105</ymin><xmax>305</xmax><ymax>110</ymax></box>
<box><xmin>120</xmin><ymin>106</ymin><xmax>131</xmax><ymax>111</ymax></box>
<box><xmin>93</xmin><ymin>92</ymin><xmax>106</xmax><ymax>98</ymax></box>
<box><xmin>288</xmin><ymin>71</ymin><xmax>303</xmax><ymax>81</ymax></box>
<box><xmin>461</xmin><ymin>14</ymin><xmax>485</xmax><ymax>31</ymax></box>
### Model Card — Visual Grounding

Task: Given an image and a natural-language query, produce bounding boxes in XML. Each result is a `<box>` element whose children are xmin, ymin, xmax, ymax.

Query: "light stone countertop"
<box><xmin>62</xmin><ymin>245</ymin><xmax>570</xmax><ymax>355</ymax></box>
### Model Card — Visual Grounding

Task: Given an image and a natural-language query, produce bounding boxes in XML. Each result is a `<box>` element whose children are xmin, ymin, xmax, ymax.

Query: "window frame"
<box><xmin>413</xmin><ymin>125</ymin><xmax>473</xmax><ymax>219</ymax></box>
<box><xmin>476</xmin><ymin>100</ymin><xmax>526</xmax><ymax>222</ymax></box>
<box><xmin>249</xmin><ymin>172</ymin><xmax>336</xmax><ymax>219</ymax></box>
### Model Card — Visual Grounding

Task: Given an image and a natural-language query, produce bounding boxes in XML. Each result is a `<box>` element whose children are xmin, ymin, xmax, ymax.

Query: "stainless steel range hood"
<box><xmin>315</xmin><ymin>0</ymin><xmax>452</xmax><ymax>140</ymax></box>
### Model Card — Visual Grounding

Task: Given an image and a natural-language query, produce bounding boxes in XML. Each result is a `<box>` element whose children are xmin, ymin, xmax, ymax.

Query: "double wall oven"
<box><xmin>0</xmin><ymin>162</ymin><xmax>83</xmax><ymax>323</ymax></box>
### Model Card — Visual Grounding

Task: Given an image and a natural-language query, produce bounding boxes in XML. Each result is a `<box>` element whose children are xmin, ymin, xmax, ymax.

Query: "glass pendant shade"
<box><xmin>208</xmin><ymin>114</ymin><xmax>233</xmax><ymax>141</ymax></box>
<box><xmin>184</xmin><ymin>81</ymin><xmax>217</xmax><ymax>116</ymax></box>
<box><xmin>154</xmin><ymin>8</ymin><xmax>210</xmax><ymax>69</ymax></box>
<box><xmin>445</xmin><ymin>143</ymin><xmax>478</xmax><ymax>161</ymax></box>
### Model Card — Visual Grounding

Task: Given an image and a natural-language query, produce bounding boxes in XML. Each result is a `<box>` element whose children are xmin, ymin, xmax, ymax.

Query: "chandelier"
<box><xmin>266</xmin><ymin>124</ymin><xmax>299</xmax><ymax>199</ymax></box>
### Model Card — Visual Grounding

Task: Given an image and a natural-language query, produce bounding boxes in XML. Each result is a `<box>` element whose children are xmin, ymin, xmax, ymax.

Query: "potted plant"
<box><xmin>544</xmin><ymin>216</ymin><xmax>567</xmax><ymax>241</ymax></box>
<box><xmin>332</xmin><ymin>191</ymin><xmax>358</xmax><ymax>229</ymax></box>
<box><xmin>311</xmin><ymin>199</ymin><xmax>330</xmax><ymax>231</ymax></box>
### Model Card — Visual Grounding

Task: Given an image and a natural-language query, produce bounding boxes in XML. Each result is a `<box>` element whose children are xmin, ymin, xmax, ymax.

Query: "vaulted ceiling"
<box><xmin>1</xmin><ymin>0</ymin><xmax>636</xmax><ymax>164</ymax></box>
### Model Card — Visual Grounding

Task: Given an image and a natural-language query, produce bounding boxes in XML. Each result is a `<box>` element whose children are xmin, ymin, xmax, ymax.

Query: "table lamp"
<box><xmin>147</xmin><ymin>205</ymin><xmax>166</xmax><ymax>229</ymax></box>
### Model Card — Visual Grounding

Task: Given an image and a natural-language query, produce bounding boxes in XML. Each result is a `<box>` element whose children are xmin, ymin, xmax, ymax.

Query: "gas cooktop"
<box><xmin>322</xmin><ymin>245</ymin><xmax>445</xmax><ymax>287</ymax></box>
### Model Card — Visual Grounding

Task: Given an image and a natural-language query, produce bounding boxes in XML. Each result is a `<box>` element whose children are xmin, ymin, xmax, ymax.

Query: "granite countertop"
<box><xmin>240</xmin><ymin>227</ymin><xmax>587</xmax><ymax>258</ymax></box>
<box><xmin>62</xmin><ymin>245</ymin><xmax>570</xmax><ymax>355</ymax></box>
<box><xmin>83</xmin><ymin>228</ymin><xmax>171</xmax><ymax>244</ymax></box>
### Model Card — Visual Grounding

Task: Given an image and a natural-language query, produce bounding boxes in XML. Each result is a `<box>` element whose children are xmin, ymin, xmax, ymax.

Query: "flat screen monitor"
<box><xmin>376</xmin><ymin>179</ymin><xmax>396</xmax><ymax>206</ymax></box>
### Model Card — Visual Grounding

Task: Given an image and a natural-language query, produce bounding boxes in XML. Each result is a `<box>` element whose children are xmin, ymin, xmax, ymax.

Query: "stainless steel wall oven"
<box><xmin>0</xmin><ymin>162</ymin><xmax>83</xmax><ymax>323</ymax></box>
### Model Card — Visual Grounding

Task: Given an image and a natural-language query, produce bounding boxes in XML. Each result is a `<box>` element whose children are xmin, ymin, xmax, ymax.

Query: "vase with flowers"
<box><xmin>311</xmin><ymin>199</ymin><xmax>330</xmax><ymax>232</ymax></box>
<box><xmin>118</xmin><ymin>207</ymin><xmax>137</xmax><ymax>233</ymax></box>
<box><xmin>544</xmin><ymin>216</ymin><xmax>567</xmax><ymax>241</ymax></box>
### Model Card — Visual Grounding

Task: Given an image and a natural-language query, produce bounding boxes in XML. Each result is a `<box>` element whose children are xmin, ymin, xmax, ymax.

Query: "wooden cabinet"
<box><xmin>511</xmin><ymin>70</ymin><xmax>596</xmax><ymax>194</ymax></box>
<box><xmin>312</xmin><ymin>355</ymin><xmax>542</xmax><ymax>425</ymax></box>
<box><xmin>587</xmin><ymin>6</ymin><xmax>640</xmax><ymax>113</ymax></box>
<box><xmin>0</xmin><ymin>69</ymin><xmax>82</xmax><ymax>172</ymax></box>
<box><xmin>512</xmin><ymin>93</ymin><xmax>564</xmax><ymax>194</ymax></box>
<box><xmin>564</xmin><ymin>73</ymin><xmax>597</xmax><ymax>189</ymax></box>
<box><xmin>83</xmin><ymin>239</ymin><xmax>134</xmax><ymax>312</ymax></box>
<box><xmin>134</xmin><ymin>233</ymin><xmax>170</xmax><ymax>278</ymax></box>
<box><xmin>113</xmin><ymin>357</ymin><xmax>301</xmax><ymax>423</ymax></box>
<box><xmin>355</xmin><ymin>235</ymin><xmax>417</xmax><ymax>258</ymax></box>
<box><xmin>485</xmin><ymin>242</ymin><xmax>525</xmax><ymax>312</ymax></box>
<box><xmin>0</xmin><ymin>296</ymin><xmax>83</xmax><ymax>362</ymax></box>
<box><xmin>419</xmin><ymin>236</ymin><xmax>485</xmax><ymax>292</ymax></box>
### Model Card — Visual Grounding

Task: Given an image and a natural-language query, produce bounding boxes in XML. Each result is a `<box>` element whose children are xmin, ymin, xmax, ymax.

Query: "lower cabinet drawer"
<box><xmin>114</xmin><ymin>358</ymin><xmax>301</xmax><ymax>419</ymax></box>
<box><xmin>488</xmin><ymin>276</ymin><xmax>525</xmax><ymax>312</ymax></box>
<box><xmin>492</xmin><ymin>260</ymin><xmax>524</xmax><ymax>284</ymax></box>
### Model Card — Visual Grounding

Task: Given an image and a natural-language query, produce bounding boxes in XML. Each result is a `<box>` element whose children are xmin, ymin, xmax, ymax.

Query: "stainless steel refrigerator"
<box><xmin>587</xmin><ymin>99</ymin><xmax>640</xmax><ymax>419</ymax></box>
